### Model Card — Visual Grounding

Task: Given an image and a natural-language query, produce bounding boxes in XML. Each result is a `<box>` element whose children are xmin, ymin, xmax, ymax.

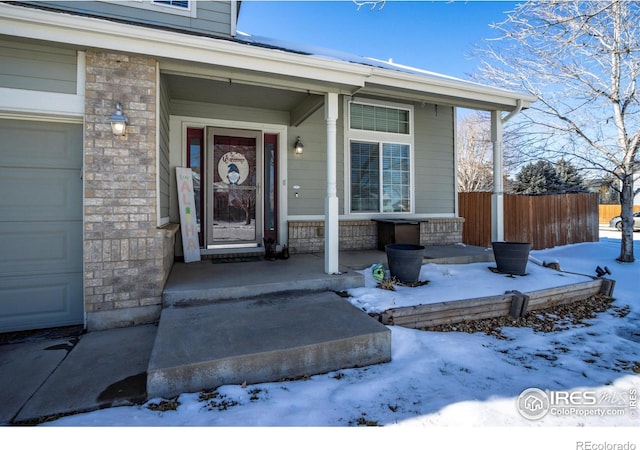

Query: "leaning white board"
<box><xmin>176</xmin><ymin>167</ymin><xmax>201</xmax><ymax>263</ymax></box>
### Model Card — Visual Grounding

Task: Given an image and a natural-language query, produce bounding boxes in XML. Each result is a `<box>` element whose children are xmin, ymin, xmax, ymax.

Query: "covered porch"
<box><xmin>160</xmin><ymin>39</ymin><xmax>536</xmax><ymax>277</ymax></box>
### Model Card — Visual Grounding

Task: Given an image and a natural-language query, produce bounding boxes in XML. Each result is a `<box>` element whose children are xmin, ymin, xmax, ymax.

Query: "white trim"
<box><xmin>364</xmin><ymin>69</ymin><xmax>536</xmax><ymax>111</ymax></box>
<box><xmin>325</xmin><ymin>92</ymin><xmax>340</xmax><ymax>274</ymax></box>
<box><xmin>0</xmin><ymin>111</ymin><xmax>83</xmax><ymax>124</ymax></box>
<box><xmin>344</xmin><ymin>98</ymin><xmax>415</xmax><ymax>216</ymax></box>
<box><xmin>155</xmin><ymin>61</ymin><xmax>165</xmax><ymax>227</ymax></box>
<box><xmin>0</xmin><ymin>88</ymin><xmax>84</xmax><ymax>118</ymax></box>
<box><xmin>453</xmin><ymin>107</ymin><xmax>459</xmax><ymax>217</ymax></box>
<box><xmin>77</xmin><ymin>50</ymin><xmax>86</xmax><ymax>99</ymax></box>
<box><xmin>230</xmin><ymin>0</ymin><xmax>238</xmax><ymax>37</ymax></box>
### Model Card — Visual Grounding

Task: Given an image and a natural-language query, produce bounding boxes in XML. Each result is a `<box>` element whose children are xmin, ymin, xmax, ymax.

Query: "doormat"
<box><xmin>210</xmin><ymin>256</ymin><xmax>263</xmax><ymax>264</ymax></box>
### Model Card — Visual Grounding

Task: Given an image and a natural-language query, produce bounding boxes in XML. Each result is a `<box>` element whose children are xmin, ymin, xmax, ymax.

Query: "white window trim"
<box><xmin>344</xmin><ymin>98</ymin><xmax>415</xmax><ymax>218</ymax></box>
<box><xmin>100</xmin><ymin>1</ymin><xmax>197</xmax><ymax>18</ymax></box>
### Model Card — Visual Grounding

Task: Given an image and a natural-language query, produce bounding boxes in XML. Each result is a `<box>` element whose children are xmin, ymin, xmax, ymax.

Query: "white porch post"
<box><xmin>491</xmin><ymin>110</ymin><xmax>505</xmax><ymax>243</ymax></box>
<box><xmin>324</xmin><ymin>92</ymin><xmax>340</xmax><ymax>274</ymax></box>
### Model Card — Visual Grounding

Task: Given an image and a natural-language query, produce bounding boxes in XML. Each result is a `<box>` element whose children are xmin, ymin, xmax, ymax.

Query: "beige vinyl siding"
<box><xmin>413</xmin><ymin>103</ymin><xmax>455</xmax><ymax>214</ymax></box>
<box><xmin>287</xmin><ymin>105</ymin><xmax>345</xmax><ymax>216</ymax></box>
<box><xmin>27</xmin><ymin>1</ymin><xmax>234</xmax><ymax>37</ymax></box>
<box><xmin>0</xmin><ymin>36</ymin><xmax>77</xmax><ymax>94</ymax></box>
<box><xmin>159</xmin><ymin>75</ymin><xmax>171</xmax><ymax>220</ymax></box>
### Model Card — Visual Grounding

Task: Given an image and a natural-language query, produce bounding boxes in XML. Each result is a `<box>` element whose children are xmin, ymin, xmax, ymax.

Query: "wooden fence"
<box><xmin>599</xmin><ymin>204</ymin><xmax>640</xmax><ymax>224</ymax></box>
<box><xmin>459</xmin><ymin>192</ymin><xmax>599</xmax><ymax>250</ymax></box>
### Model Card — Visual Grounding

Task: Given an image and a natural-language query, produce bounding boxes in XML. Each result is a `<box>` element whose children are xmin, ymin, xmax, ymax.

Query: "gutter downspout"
<box><xmin>501</xmin><ymin>99</ymin><xmax>523</xmax><ymax>125</ymax></box>
<box><xmin>491</xmin><ymin>99</ymin><xmax>524</xmax><ymax>243</ymax></box>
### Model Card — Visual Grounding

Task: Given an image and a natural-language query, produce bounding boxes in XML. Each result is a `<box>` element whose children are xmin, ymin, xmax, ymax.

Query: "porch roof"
<box><xmin>235</xmin><ymin>31</ymin><xmax>537</xmax><ymax>112</ymax></box>
<box><xmin>0</xmin><ymin>2</ymin><xmax>536</xmax><ymax>112</ymax></box>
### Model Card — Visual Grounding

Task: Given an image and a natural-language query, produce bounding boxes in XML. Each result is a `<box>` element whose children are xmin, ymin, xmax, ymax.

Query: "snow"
<box><xmin>347</xmin><ymin>256</ymin><xmax>594</xmax><ymax>314</ymax></box>
<box><xmin>29</xmin><ymin>230</ymin><xmax>640</xmax><ymax>448</ymax></box>
<box><xmin>235</xmin><ymin>30</ymin><xmax>476</xmax><ymax>84</ymax></box>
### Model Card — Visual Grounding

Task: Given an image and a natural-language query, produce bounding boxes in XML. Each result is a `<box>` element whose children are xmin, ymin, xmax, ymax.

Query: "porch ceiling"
<box><xmin>164</xmin><ymin>74</ymin><xmax>312</xmax><ymax>112</ymax></box>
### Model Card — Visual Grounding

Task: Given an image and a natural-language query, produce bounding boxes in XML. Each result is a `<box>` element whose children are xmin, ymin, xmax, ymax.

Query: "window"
<box><xmin>348</xmin><ymin>101</ymin><xmax>413</xmax><ymax>214</ymax></box>
<box><xmin>101</xmin><ymin>1</ymin><xmax>195</xmax><ymax>17</ymax></box>
<box><xmin>152</xmin><ymin>1</ymin><xmax>190</xmax><ymax>9</ymax></box>
<box><xmin>151</xmin><ymin>0</ymin><xmax>195</xmax><ymax>17</ymax></box>
<box><xmin>350</xmin><ymin>102</ymin><xmax>409</xmax><ymax>134</ymax></box>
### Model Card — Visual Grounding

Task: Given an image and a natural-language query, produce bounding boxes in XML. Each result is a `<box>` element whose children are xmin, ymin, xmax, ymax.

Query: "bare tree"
<box><xmin>475</xmin><ymin>0</ymin><xmax>640</xmax><ymax>262</ymax></box>
<box><xmin>353</xmin><ymin>0</ymin><xmax>386</xmax><ymax>11</ymax></box>
<box><xmin>457</xmin><ymin>111</ymin><xmax>494</xmax><ymax>192</ymax></box>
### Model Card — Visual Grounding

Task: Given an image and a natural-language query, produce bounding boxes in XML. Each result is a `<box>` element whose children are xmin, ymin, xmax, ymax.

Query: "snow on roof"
<box><xmin>235</xmin><ymin>30</ymin><xmax>472</xmax><ymax>85</ymax></box>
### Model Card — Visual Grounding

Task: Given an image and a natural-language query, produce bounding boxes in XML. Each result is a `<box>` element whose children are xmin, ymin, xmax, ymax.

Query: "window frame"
<box><xmin>345</xmin><ymin>99</ymin><xmax>415</xmax><ymax>216</ymax></box>
<box><xmin>100</xmin><ymin>0</ymin><xmax>197</xmax><ymax>18</ymax></box>
<box><xmin>151</xmin><ymin>1</ymin><xmax>191</xmax><ymax>12</ymax></box>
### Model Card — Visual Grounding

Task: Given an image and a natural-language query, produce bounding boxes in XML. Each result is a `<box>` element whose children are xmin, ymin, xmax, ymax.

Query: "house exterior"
<box><xmin>0</xmin><ymin>1</ymin><xmax>535</xmax><ymax>333</ymax></box>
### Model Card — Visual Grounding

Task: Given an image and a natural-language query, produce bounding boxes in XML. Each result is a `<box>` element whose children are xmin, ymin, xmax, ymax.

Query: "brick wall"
<box><xmin>419</xmin><ymin>218</ymin><xmax>464</xmax><ymax>246</ymax></box>
<box><xmin>83</xmin><ymin>50</ymin><xmax>174</xmax><ymax>330</ymax></box>
<box><xmin>288</xmin><ymin>218</ymin><xmax>464</xmax><ymax>253</ymax></box>
<box><xmin>287</xmin><ymin>220</ymin><xmax>378</xmax><ymax>253</ymax></box>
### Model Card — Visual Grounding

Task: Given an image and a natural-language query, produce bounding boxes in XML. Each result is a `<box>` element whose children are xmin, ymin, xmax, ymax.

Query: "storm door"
<box><xmin>207</xmin><ymin>129</ymin><xmax>262</xmax><ymax>248</ymax></box>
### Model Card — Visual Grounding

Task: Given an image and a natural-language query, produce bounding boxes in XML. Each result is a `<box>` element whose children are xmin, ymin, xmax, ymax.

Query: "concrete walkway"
<box><xmin>0</xmin><ymin>324</ymin><xmax>156</xmax><ymax>425</ymax></box>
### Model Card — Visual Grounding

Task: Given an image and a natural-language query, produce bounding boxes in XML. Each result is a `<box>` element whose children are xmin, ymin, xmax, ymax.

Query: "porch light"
<box><xmin>294</xmin><ymin>136</ymin><xmax>304</xmax><ymax>155</ymax></box>
<box><xmin>110</xmin><ymin>101</ymin><xmax>128</xmax><ymax>136</ymax></box>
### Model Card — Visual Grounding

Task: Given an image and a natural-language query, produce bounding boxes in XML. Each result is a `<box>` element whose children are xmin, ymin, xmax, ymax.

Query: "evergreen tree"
<box><xmin>512</xmin><ymin>159</ymin><xmax>588</xmax><ymax>195</ymax></box>
<box><xmin>556</xmin><ymin>159</ymin><xmax>588</xmax><ymax>193</ymax></box>
<box><xmin>512</xmin><ymin>160</ymin><xmax>561</xmax><ymax>195</ymax></box>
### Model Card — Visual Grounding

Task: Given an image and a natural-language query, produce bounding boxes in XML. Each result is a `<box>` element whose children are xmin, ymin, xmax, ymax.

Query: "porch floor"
<box><xmin>149</xmin><ymin>245</ymin><xmax>492</xmax><ymax>399</ymax></box>
<box><xmin>162</xmin><ymin>245</ymin><xmax>494</xmax><ymax>306</ymax></box>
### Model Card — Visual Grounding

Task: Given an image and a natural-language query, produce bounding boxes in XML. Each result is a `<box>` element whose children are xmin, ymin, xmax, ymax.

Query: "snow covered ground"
<box><xmin>22</xmin><ymin>229</ymin><xmax>640</xmax><ymax>448</ymax></box>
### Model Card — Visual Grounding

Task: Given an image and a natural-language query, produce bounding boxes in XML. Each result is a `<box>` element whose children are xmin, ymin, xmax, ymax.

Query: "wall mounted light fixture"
<box><xmin>294</xmin><ymin>136</ymin><xmax>304</xmax><ymax>155</ymax></box>
<box><xmin>110</xmin><ymin>101</ymin><xmax>128</xmax><ymax>136</ymax></box>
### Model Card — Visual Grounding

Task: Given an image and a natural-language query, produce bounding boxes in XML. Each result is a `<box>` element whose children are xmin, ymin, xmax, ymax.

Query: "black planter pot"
<box><xmin>385</xmin><ymin>243</ymin><xmax>426</xmax><ymax>284</ymax></box>
<box><xmin>491</xmin><ymin>241</ymin><xmax>532</xmax><ymax>276</ymax></box>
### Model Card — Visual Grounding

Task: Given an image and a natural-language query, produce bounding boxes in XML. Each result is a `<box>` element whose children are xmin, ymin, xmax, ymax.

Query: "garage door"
<box><xmin>0</xmin><ymin>119</ymin><xmax>83</xmax><ymax>333</ymax></box>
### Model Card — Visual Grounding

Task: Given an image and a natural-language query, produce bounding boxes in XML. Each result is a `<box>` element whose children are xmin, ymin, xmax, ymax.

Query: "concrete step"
<box><xmin>147</xmin><ymin>291</ymin><xmax>391</xmax><ymax>399</ymax></box>
<box><xmin>162</xmin><ymin>255</ymin><xmax>365</xmax><ymax>307</ymax></box>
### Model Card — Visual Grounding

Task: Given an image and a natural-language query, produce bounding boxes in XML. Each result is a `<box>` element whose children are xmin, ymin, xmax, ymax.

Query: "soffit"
<box><xmin>164</xmin><ymin>73</ymin><xmax>312</xmax><ymax>111</ymax></box>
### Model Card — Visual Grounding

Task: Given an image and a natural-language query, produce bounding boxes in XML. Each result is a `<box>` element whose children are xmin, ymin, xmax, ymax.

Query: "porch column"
<box><xmin>491</xmin><ymin>110</ymin><xmax>505</xmax><ymax>243</ymax></box>
<box><xmin>324</xmin><ymin>92</ymin><xmax>340</xmax><ymax>274</ymax></box>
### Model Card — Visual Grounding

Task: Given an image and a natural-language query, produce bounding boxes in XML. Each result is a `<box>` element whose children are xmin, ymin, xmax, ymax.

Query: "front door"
<box><xmin>207</xmin><ymin>129</ymin><xmax>262</xmax><ymax>248</ymax></box>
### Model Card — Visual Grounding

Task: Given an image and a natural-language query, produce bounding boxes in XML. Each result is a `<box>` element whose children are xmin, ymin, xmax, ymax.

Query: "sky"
<box><xmin>29</xmin><ymin>229</ymin><xmax>640</xmax><ymax>448</ymax></box>
<box><xmin>236</xmin><ymin>0</ymin><xmax>519</xmax><ymax>80</ymax></box>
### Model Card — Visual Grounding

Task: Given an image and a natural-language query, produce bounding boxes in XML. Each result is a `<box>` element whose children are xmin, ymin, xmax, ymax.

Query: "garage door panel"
<box><xmin>0</xmin><ymin>221</ymin><xmax>82</xmax><ymax>277</ymax></box>
<box><xmin>0</xmin><ymin>119</ymin><xmax>82</xmax><ymax>169</ymax></box>
<box><xmin>0</xmin><ymin>119</ymin><xmax>83</xmax><ymax>333</ymax></box>
<box><xmin>0</xmin><ymin>274</ymin><xmax>83</xmax><ymax>332</ymax></box>
<box><xmin>0</xmin><ymin>167</ymin><xmax>82</xmax><ymax>221</ymax></box>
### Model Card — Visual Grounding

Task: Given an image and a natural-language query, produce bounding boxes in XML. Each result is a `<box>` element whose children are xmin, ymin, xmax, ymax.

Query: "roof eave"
<box><xmin>364</xmin><ymin>70</ymin><xmax>536</xmax><ymax>112</ymax></box>
<box><xmin>0</xmin><ymin>3</ymin><xmax>536</xmax><ymax>111</ymax></box>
